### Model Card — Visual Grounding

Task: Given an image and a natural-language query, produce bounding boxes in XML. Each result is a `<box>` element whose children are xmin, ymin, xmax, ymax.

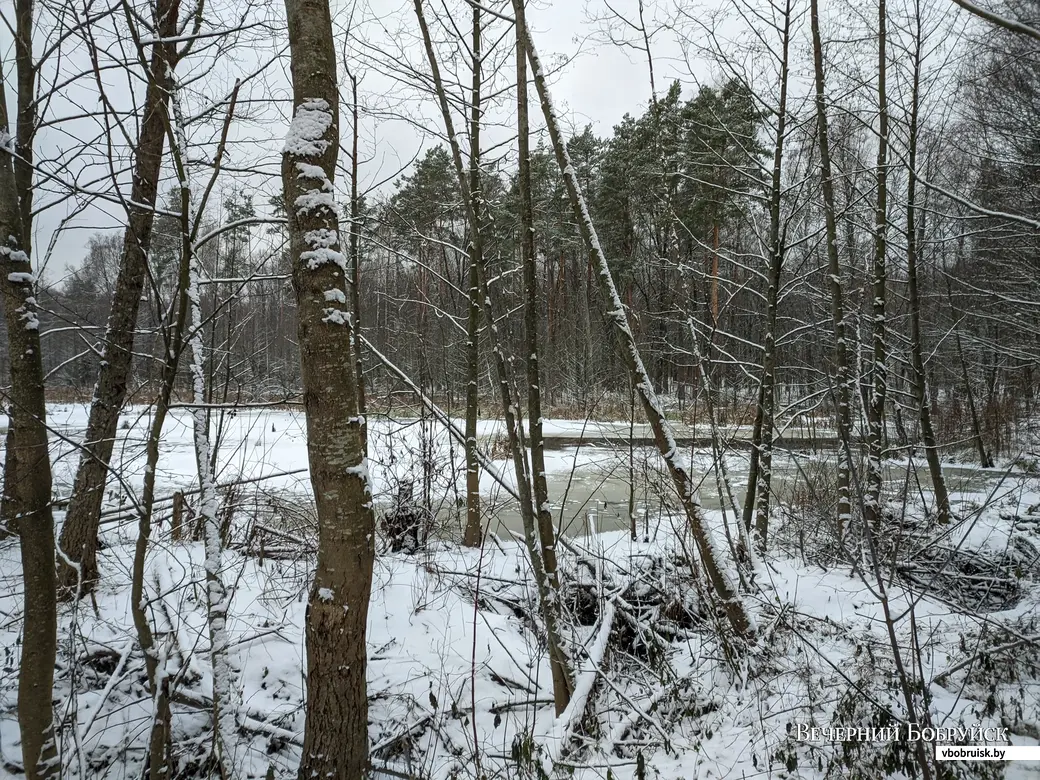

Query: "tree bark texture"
<box><xmin>282</xmin><ymin>0</ymin><xmax>376</xmax><ymax>775</ymax></box>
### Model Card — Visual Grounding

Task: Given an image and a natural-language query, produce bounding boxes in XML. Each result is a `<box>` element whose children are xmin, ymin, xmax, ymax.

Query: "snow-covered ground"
<box><xmin>0</xmin><ymin>404</ymin><xmax>1038</xmax><ymax>778</ymax></box>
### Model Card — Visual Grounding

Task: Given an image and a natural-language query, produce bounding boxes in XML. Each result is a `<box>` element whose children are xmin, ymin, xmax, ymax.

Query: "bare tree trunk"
<box><xmin>0</xmin><ymin>0</ymin><xmax>38</xmax><ymax>530</ymax></box>
<box><xmin>685</xmin><ymin>302</ymin><xmax>755</xmax><ymax>587</ymax></box>
<box><xmin>905</xmin><ymin>3</ymin><xmax>950</xmax><ymax>524</ymax></box>
<box><xmin>742</xmin><ymin>383</ymin><xmax>765</xmax><ymax>537</ymax></box>
<box><xmin>947</xmin><ymin>276</ymin><xmax>993</xmax><ymax>468</ymax></box>
<box><xmin>810</xmin><ymin>0</ymin><xmax>855</xmax><ymax>534</ymax></box>
<box><xmin>412</xmin><ymin>0</ymin><xmax>574</xmax><ymax>711</ymax></box>
<box><xmin>749</xmin><ymin>0</ymin><xmax>792</xmax><ymax>553</ymax></box>
<box><xmin>58</xmin><ymin>0</ymin><xmax>181</xmax><ymax>595</ymax></box>
<box><xmin>515</xmin><ymin>1</ymin><xmax>756</xmax><ymax>643</ymax></box>
<box><xmin>169</xmin><ymin>81</ymin><xmax>237</xmax><ymax>776</ymax></box>
<box><xmin>347</xmin><ymin>69</ymin><xmax>368</xmax><ymax>454</ymax></box>
<box><xmin>131</xmin><ymin>172</ymin><xmax>194</xmax><ymax>780</ymax></box>
<box><xmin>628</xmin><ymin>379</ymin><xmax>637</xmax><ymax>540</ymax></box>
<box><xmin>282</xmin><ymin>0</ymin><xmax>375</xmax><ymax>774</ymax></box>
<box><xmin>462</xmin><ymin>4</ymin><xmax>482</xmax><ymax>548</ymax></box>
<box><xmin>516</xmin><ymin>0</ymin><xmax>569</xmax><ymax>706</ymax></box>
<box><xmin>711</xmin><ymin>221</ymin><xmax>720</xmax><ymax>327</ymax></box>
<box><xmin>865</xmin><ymin>0</ymin><xmax>890</xmax><ymax>530</ymax></box>
<box><xmin>0</xmin><ymin>53</ymin><xmax>58</xmax><ymax>780</ymax></box>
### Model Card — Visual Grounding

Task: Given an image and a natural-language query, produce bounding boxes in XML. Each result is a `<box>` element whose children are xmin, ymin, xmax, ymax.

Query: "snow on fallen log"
<box><xmin>538</xmin><ymin>599</ymin><xmax>615</xmax><ymax>773</ymax></box>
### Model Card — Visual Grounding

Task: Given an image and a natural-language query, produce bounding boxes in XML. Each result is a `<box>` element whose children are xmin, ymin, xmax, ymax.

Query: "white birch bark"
<box><xmin>512</xmin><ymin>1</ymin><xmax>755</xmax><ymax>643</ymax></box>
<box><xmin>169</xmin><ymin>81</ymin><xmax>236</xmax><ymax>778</ymax></box>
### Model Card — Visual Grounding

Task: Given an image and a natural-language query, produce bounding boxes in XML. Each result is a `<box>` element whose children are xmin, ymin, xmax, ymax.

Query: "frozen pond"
<box><xmin>0</xmin><ymin>404</ymin><xmax>1015</xmax><ymax>542</ymax></box>
<box><xmin>477</xmin><ymin>446</ymin><xmax>1001</xmax><ymax>540</ymax></box>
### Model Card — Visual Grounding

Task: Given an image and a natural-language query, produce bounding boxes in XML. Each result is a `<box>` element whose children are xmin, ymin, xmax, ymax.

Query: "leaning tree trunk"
<box><xmin>810</xmin><ymin>0</ymin><xmax>855</xmax><ymax>534</ymax></box>
<box><xmin>58</xmin><ymin>0</ymin><xmax>181</xmax><ymax>596</ymax></box>
<box><xmin>514</xmin><ymin>0</ymin><xmax>756</xmax><ymax>643</ymax></box>
<box><xmin>516</xmin><ymin>0</ymin><xmax>570</xmax><ymax>706</ymax></box>
<box><xmin>0</xmin><ymin>58</ymin><xmax>58</xmax><ymax>780</ymax></box>
<box><xmin>282</xmin><ymin>0</ymin><xmax>375</xmax><ymax>775</ymax></box>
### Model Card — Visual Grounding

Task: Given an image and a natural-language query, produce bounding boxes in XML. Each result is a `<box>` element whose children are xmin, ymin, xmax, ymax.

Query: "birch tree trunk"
<box><xmin>865</xmin><ymin>0</ymin><xmax>890</xmax><ymax>530</ymax></box>
<box><xmin>58</xmin><ymin>0</ymin><xmax>181</xmax><ymax>595</ymax></box>
<box><xmin>347</xmin><ymin>70</ymin><xmax>368</xmax><ymax>454</ymax></box>
<box><xmin>514</xmin><ymin>0</ymin><xmax>756</xmax><ymax>643</ymax></box>
<box><xmin>750</xmin><ymin>0</ymin><xmax>792</xmax><ymax>553</ymax></box>
<box><xmin>281</xmin><ymin>0</ymin><xmax>375</xmax><ymax>774</ymax></box>
<box><xmin>168</xmin><ymin>81</ymin><xmax>237</xmax><ymax>777</ymax></box>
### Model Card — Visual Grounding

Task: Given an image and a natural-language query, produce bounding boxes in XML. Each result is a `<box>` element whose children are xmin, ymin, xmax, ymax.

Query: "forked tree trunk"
<box><xmin>810</xmin><ymin>0</ymin><xmax>855</xmax><ymax>534</ymax></box>
<box><xmin>58</xmin><ymin>0</ymin><xmax>181</xmax><ymax>595</ymax></box>
<box><xmin>0</xmin><ymin>57</ymin><xmax>58</xmax><ymax>780</ymax></box>
<box><xmin>514</xmin><ymin>1</ymin><xmax>756</xmax><ymax>643</ymax></box>
<box><xmin>282</xmin><ymin>0</ymin><xmax>375</xmax><ymax>775</ymax></box>
<box><xmin>412</xmin><ymin>0</ymin><xmax>574</xmax><ymax>712</ymax></box>
<box><xmin>515</xmin><ymin>0</ymin><xmax>569</xmax><ymax>704</ymax></box>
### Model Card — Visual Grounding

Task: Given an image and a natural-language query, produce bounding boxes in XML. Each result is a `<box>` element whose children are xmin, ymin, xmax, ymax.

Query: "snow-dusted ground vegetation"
<box><xmin>0</xmin><ymin>407</ymin><xmax>1038</xmax><ymax>778</ymax></box>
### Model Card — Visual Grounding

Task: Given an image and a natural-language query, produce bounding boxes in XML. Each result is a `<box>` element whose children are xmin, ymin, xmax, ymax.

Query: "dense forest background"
<box><xmin>8</xmin><ymin>17</ymin><xmax>1039</xmax><ymax>466</ymax></box>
